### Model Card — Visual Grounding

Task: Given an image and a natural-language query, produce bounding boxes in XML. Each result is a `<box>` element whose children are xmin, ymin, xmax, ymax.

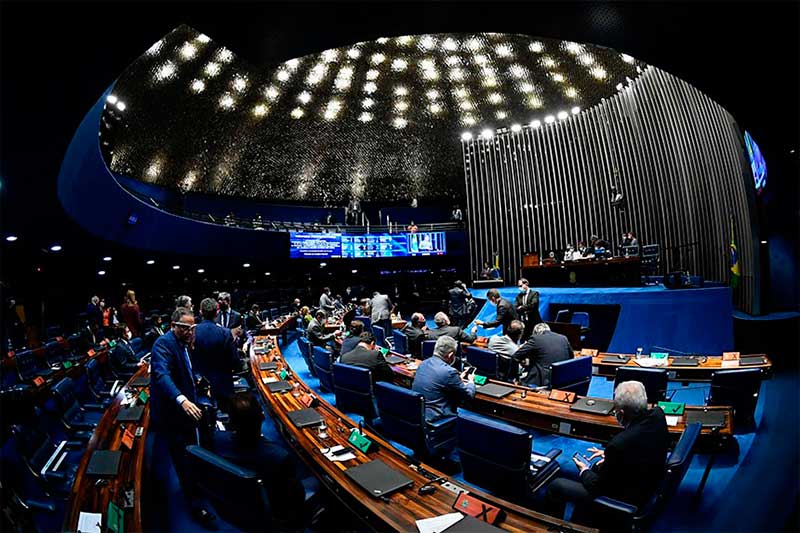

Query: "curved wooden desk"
<box><xmin>64</xmin><ymin>365</ymin><xmax>151</xmax><ymax>532</ymax></box>
<box><xmin>249</xmin><ymin>336</ymin><xmax>592</xmax><ymax>533</ymax></box>
<box><xmin>588</xmin><ymin>353</ymin><xmax>772</xmax><ymax>382</ymax></box>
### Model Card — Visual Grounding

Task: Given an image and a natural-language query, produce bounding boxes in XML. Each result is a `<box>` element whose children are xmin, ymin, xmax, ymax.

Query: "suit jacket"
<box><xmin>448</xmin><ymin>286</ymin><xmax>472</xmax><ymax>317</ymax></box>
<box><xmin>307</xmin><ymin>318</ymin><xmax>335</xmax><ymax>347</ymax></box>
<box><xmin>514</xmin><ymin>289</ymin><xmax>542</xmax><ymax>326</ymax></box>
<box><xmin>514</xmin><ymin>331</ymin><xmax>572</xmax><ymax>387</ymax></box>
<box><xmin>412</xmin><ymin>356</ymin><xmax>475</xmax><ymax>423</ymax></box>
<box><xmin>402</xmin><ymin>324</ymin><xmax>426</xmax><ymax>358</ymax></box>
<box><xmin>216</xmin><ymin>309</ymin><xmax>242</xmax><ymax>329</ymax></box>
<box><xmin>150</xmin><ymin>330</ymin><xmax>198</xmax><ymax>434</ymax></box>
<box><xmin>370</xmin><ymin>294</ymin><xmax>393</xmax><ymax>322</ymax></box>
<box><xmin>580</xmin><ymin>408</ymin><xmax>670</xmax><ymax>506</ymax></box>
<box><xmin>340</xmin><ymin>334</ymin><xmax>361</xmax><ymax>356</ymax></box>
<box><xmin>110</xmin><ymin>339</ymin><xmax>139</xmax><ymax>373</ymax></box>
<box><xmin>483</xmin><ymin>297</ymin><xmax>518</xmax><ymax>335</ymax></box>
<box><xmin>487</xmin><ymin>334</ymin><xmax>520</xmax><ymax>358</ymax></box>
<box><xmin>319</xmin><ymin>293</ymin><xmax>335</xmax><ymax>313</ymax></box>
<box><xmin>192</xmin><ymin>319</ymin><xmax>240</xmax><ymax>403</ymax></box>
<box><xmin>426</xmin><ymin>325</ymin><xmax>476</xmax><ymax>344</ymax></box>
<box><xmin>340</xmin><ymin>344</ymin><xmax>395</xmax><ymax>383</ymax></box>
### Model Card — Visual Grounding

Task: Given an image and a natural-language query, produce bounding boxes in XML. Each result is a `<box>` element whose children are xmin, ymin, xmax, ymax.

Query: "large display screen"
<box><xmin>290</xmin><ymin>232</ymin><xmax>446</xmax><ymax>259</ymax></box>
<box><xmin>744</xmin><ymin>131</ymin><xmax>767</xmax><ymax>193</ymax></box>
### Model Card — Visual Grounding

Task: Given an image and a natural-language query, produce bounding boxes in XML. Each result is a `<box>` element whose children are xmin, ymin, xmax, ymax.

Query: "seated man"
<box><xmin>340</xmin><ymin>320</ymin><xmax>365</xmax><ymax>356</ymax></box>
<box><xmin>402</xmin><ymin>312</ymin><xmax>428</xmax><ymax>358</ymax></box>
<box><xmin>412</xmin><ymin>336</ymin><xmax>476</xmax><ymax>424</ymax></box>
<box><xmin>426</xmin><ymin>312</ymin><xmax>478</xmax><ymax>344</ymax></box>
<box><xmin>245</xmin><ymin>304</ymin><xmax>265</xmax><ymax>331</ymax></box>
<box><xmin>306</xmin><ymin>309</ymin><xmax>341</xmax><ymax>349</ymax></box>
<box><xmin>340</xmin><ymin>331</ymin><xmax>394</xmax><ymax>383</ymax></box>
<box><xmin>487</xmin><ymin>319</ymin><xmax>524</xmax><ymax>378</ymax></box>
<box><xmin>212</xmin><ymin>392</ymin><xmax>304</xmax><ymax>528</ymax></box>
<box><xmin>110</xmin><ymin>325</ymin><xmax>144</xmax><ymax>375</ymax></box>
<box><xmin>514</xmin><ymin>322</ymin><xmax>572</xmax><ymax>387</ymax></box>
<box><xmin>546</xmin><ymin>381</ymin><xmax>669</xmax><ymax>524</ymax></box>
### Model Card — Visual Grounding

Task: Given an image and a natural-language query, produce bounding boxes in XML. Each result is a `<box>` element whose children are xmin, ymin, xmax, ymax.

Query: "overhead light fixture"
<box><xmin>5</xmin><ymin>235</ymin><xmax>18</xmax><ymax>242</ymax></box>
<box><xmin>197</xmin><ymin>268</ymin><xmax>205</xmax><ymax>273</ymax></box>
<box><xmin>320</xmin><ymin>262</ymin><xmax>327</xmax><ymax>268</ymax></box>
<box><xmin>98</xmin><ymin>270</ymin><xmax>106</xmax><ymax>276</ymax></box>
<box><xmin>511</xmin><ymin>124</ymin><xmax>522</xmax><ymax>132</ymax></box>
<box><xmin>571</xmin><ymin>106</ymin><xmax>581</xmax><ymax>115</ymax></box>
<box><xmin>461</xmin><ymin>132</ymin><xmax>473</xmax><ymax>141</ymax></box>
<box><xmin>481</xmin><ymin>129</ymin><xmax>494</xmax><ymax>139</ymax></box>
<box><xmin>530</xmin><ymin>119</ymin><xmax>542</xmax><ymax>128</ymax></box>
<box><xmin>264</xmin><ymin>272</ymin><xmax>271</xmax><ymax>276</ymax></box>
<box><xmin>242</xmin><ymin>263</ymin><xmax>251</xmax><ymax>268</ymax></box>
<box><xmin>102</xmin><ymin>256</ymin><xmax>112</xmax><ymax>262</ymax></box>
<box><xmin>544</xmin><ymin>115</ymin><xmax>556</xmax><ymax>124</ymax></box>
<box><xmin>351</xmin><ymin>269</ymin><xmax>358</xmax><ymax>274</ymax></box>
<box><xmin>557</xmin><ymin>110</ymin><xmax>569</xmax><ymax>120</ymax></box>
<box><xmin>116</xmin><ymin>101</ymin><xmax>126</xmax><ymax>111</ymax></box>
<box><xmin>172</xmin><ymin>265</ymin><xmax>180</xmax><ymax>270</ymax></box>
<box><xmin>50</xmin><ymin>244</ymin><xmax>62</xmax><ymax>252</ymax></box>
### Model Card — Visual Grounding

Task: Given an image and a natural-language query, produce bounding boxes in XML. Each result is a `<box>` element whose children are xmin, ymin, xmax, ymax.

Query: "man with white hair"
<box><xmin>546</xmin><ymin>380</ymin><xmax>670</xmax><ymax>523</ymax></box>
<box><xmin>514</xmin><ymin>322</ymin><xmax>572</xmax><ymax>387</ymax></box>
<box><xmin>426</xmin><ymin>311</ymin><xmax>478</xmax><ymax>344</ymax></box>
<box><xmin>412</xmin><ymin>336</ymin><xmax>475</xmax><ymax>426</ymax></box>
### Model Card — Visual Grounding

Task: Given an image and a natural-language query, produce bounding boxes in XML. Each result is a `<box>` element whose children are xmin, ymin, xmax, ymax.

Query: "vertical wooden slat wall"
<box><xmin>461</xmin><ymin>66</ymin><xmax>756</xmax><ymax>313</ymax></box>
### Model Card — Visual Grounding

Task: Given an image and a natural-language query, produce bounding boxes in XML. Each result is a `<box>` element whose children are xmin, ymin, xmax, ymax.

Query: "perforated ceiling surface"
<box><xmin>102</xmin><ymin>25</ymin><xmax>644</xmax><ymax>204</ymax></box>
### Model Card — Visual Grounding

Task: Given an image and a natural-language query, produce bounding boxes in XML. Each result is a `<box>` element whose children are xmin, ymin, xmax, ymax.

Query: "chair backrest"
<box><xmin>185</xmin><ymin>445</ymin><xmax>272</xmax><ymax>530</ymax></box>
<box><xmin>550</xmin><ymin>356</ymin><xmax>593</xmax><ymax>396</ymax></box>
<box><xmin>15</xmin><ymin>350</ymin><xmax>38</xmax><ymax>381</ymax></box>
<box><xmin>457</xmin><ymin>412</ymin><xmax>532</xmax><ymax>496</ymax></box>
<box><xmin>270</xmin><ymin>307</ymin><xmax>279</xmax><ymax>320</ymax></box>
<box><xmin>45</xmin><ymin>340</ymin><xmax>64</xmax><ymax>362</ymax></box>
<box><xmin>311</xmin><ymin>346</ymin><xmax>335</xmax><ymax>392</ymax></box>
<box><xmin>709</xmin><ymin>368</ymin><xmax>762</xmax><ymax>424</ymax></box>
<box><xmin>554</xmin><ymin>309</ymin><xmax>570</xmax><ymax>323</ymax></box>
<box><xmin>421</xmin><ymin>340</ymin><xmax>437</xmax><ymax>360</ymax></box>
<box><xmin>84</xmin><ymin>358</ymin><xmax>105</xmax><ymax>395</ymax></box>
<box><xmin>279</xmin><ymin>305</ymin><xmax>289</xmax><ymax>316</ymax></box>
<box><xmin>372</xmin><ymin>325</ymin><xmax>386</xmax><ymax>348</ymax></box>
<box><xmin>392</xmin><ymin>330</ymin><xmax>409</xmax><ymax>355</ymax></box>
<box><xmin>332</xmin><ymin>363</ymin><xmax>376</xmax><ymax>421</ymax></box>
<box><xmin>614</xmin><ymin>367</ymin><xmax>667</xmax><ymax>404</ymax></box>
<box><xmin>297</xmin><ymin>337</ymin><xmax>316</xmax><ymax>377</ymax></box>
<box><xmin>51</xmin><ymin>377</ymin><xmax>82</xmax><ymax>422</ymax></box>
<box><xmin>464</xmin><ymin>346</ymin><xmax>498</xmax><ymax>379</ymax></box>
<box><xmin>354</xmin><ymin>315</ymin><xmax>371</xmax><ymax>331</ymax></box>
<box><xmin>374</xmin><ymin>382</ymin><xmax>426</xmax><ymax>452</ymax></box>
<box><xmin>570</xmin><ymin>312</ymin><xmax>590</xmax><ymax>329</ymax></box>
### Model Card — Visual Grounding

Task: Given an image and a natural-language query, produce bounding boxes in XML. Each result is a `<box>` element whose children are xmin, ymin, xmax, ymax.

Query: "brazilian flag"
<box><xmin>730</xmin><ymin>217</ymin><xmax>740</xmax><ymax>288</ymax></box>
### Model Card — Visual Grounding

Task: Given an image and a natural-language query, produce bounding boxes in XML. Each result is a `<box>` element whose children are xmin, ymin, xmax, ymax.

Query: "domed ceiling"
<box><xmin>101</xmin><ymin>25</ymin><xmax>644</xmax><ymax>204</ymax></box>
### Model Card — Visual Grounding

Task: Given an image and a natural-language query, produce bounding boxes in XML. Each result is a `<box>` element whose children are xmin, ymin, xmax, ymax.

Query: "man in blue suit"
<box><xmin>149</xmin><ymin>307</ymin><xmax>216</xmax><ymax>528</ymax></box>
<box><xmin>215</xmin><ymin>292</ymin><xmax>242</xmax><ymax>329</ymax></box>
<box><xmin>192</xmin><ymin>298</ymin><xmax>241</xmax><ymax>412</ymax></box>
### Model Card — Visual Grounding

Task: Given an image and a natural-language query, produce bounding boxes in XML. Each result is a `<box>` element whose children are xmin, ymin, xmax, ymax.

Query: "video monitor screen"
<box><xmin>290</xmin><ymin>232</ymin><xmax>446</xmax><ymax>259</ymax></box>
<box><xmin>744</xmin><ymin>131</ymin><xmax>767</xmax><ymax>193</ymax></box>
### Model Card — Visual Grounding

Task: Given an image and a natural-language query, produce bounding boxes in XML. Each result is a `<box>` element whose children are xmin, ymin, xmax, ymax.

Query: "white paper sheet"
<box><xmin>416</xmin><ymin>512</ymin><xmax>464</xmax><ymax>533</ymax></box>
<box><xmin>77</xmin><ymin>512</ymin><xmax>102</xmax><ymax>533</ymax></box>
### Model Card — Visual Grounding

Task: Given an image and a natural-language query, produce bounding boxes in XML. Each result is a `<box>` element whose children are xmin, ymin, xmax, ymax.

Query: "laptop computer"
<box><xmin>686</xmin><ymin>410</ymin><xmax>725</xmax><ymax>428</ymax></box>
<box><xmin>86</xmin><ymin>450</ymin><xmax>122</xmax><ymax>477</ymax></box>
<box><xmin>671</xmin><ymin>357</ymin><xmax>700</xmax><ymax>367</ymax></box>
<box><xmin>259</xmin><ymin>362</ymin><xmax>278</xmax><ymax>371</ymax></box>
<box><xmin>477</xmin><ymin>383</ymin><xmax>515</xmax><ymax>399</ymax></box>
<box><xmin>344</xmin><ymin>459</ymin><xmax>413</xmax><ymax>498</ymax></box>
<box><xmin>570</xmin><ymin>397</ymin><xmax>615</xmax><ymax>415</ymax></box>
<box><xmin>130</xmin><ymin>376</ymin><xmax>150</xmax><ymax>387</ymax></box>
<box><xmin>115</xmin><ymin>405</ymin><xmax>144</xmax><ymax>423</ymax></box>
<box><xmin>287</xmin><ymin>408</ymin><xmax>324</xmax><ymax>428</ymax></box>
<box><xmin>384</xmin><ymin>355</ymin><xmax>406</xmax><ymax>365</ymax></box>
<box><xmin>266</xmin><ymin>380</ymin><xmax>293</xmax><ymax>393</ymax></box>
<box><xmin>446</xmin><ymin>515</ymin><xmax>505</xmax><ymax>532</ymax></box>
<box><xmin>738</xmin><ymin>356</ymin><xmax>765</xmax><ymax>366</ymax></box>
<box><xmin>601</xmin><ymin>355</ymin><xmax>629</xmax><ymax>364</ymax></box>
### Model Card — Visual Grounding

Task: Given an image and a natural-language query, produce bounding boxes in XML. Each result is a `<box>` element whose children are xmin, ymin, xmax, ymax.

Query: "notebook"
<box><xmin>570</xmin><ymin>397</ymin><xmax>615</xmax><ymax>415</ymax></box>
<box><xmin>476</xmin><ymin>383</ymin><xmax>515</xmax><ymax>399</ymax></box>
<box><xmin>738</xmin><ymin>356</ymin><xmax>765</xmax><ymax>366</ymax></box>
<box><xmin>266</xmin><ymin>380</ymin><xmax>293</xmax><ymax>393</ymax></box>
<box><xmin>86</xmin><ymin>450</ymin><xmax>122</xmax><ymax>477</ymax></box>
<box><xmin>130</xmin><ymin>376</ymin><xmax>150</xmax><ymax>387</ymax></box>
<box><xmin>344</xmin><ymin>459</ymin><xmax>413</xmax><ymax>498</ymax></box>
<box><xmin>686</xmin><ymin>410</ymin><xmax>726</xmax><ymax>428</ymax></box>
<box><xmin>287</xmin><ymin>408</ymin><xmax>324</xmax><ymax>428</ymax></box>
<box><xmin>115</xmin><ymin>405</ymin><xmax>144</xmax><ymax>423</ymax></box>
<box><xmin>671</xmin><ymin>358</ymin><xmax>700</xmax><ymax>367</ymax></box>
<box><xmin>446</xmin><ymin>515</ymin><xmax>505</xmax><ymax>532</ymax></box>
<box><xmin>601</xmin><ymin>355</ymin><xmax>629</xmax><ymax>364</ymax></box>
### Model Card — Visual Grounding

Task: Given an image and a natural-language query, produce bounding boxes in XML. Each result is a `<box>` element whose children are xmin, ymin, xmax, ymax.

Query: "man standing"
<box><xmin>319</xmin><ymin>287</ymin><xmax>335</xmax><ymax>314</ymax></box>
<box><xmin>216</xmin><ymin>292</ymin><xmax>242</xmax><ymax>329</ymax></box>
<box><xmin>150</xmin><ymin>307</ymin><xmax>216</xmax><ymax>527</ymax></box>
<box><xmin>475</xmin><ymin>288</ymin><xmax>518</xmax><ymax>336</ymax></box>
<box><xmin>85</xmin><ymin>295</ymin><xmax>103</xmax><ymax>332</ymax></box>
<box><xmin>193</xmin><ymin>298</ymin><xmax>241</xmax><ymax>412</ymax></box>
<box><xmin>448</xmin><ymin>280</ymin><xmax>473</xmax><ymax>328</ymax></box>
<box><xmin>370</xmin><ymin>290</ymin><xmax>394</xmax><ymax>337</ymax></box>
<box><xmin>340</xmin><ymin>331</ymin><xmax>395</xmax><ymax>383</ymax></box>
<box><xmin>514</xmin><ymin>278</ymin><xmax>542</xmax><ymax>340</ymax></box>
<box><xmin>514</xmin><ymin>323</ymin><xmax>572</xmax><ymax>387</ymax></box>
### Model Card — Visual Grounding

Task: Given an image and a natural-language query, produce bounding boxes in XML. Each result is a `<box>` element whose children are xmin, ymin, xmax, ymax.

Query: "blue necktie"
<box><xmin>183</xmin><ymin>347</ymin><xmax>196</xmax><ymax>398</ymax></box>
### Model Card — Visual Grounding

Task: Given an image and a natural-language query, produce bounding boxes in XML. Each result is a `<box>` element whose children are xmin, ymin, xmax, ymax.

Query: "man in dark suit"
<box><xmin>216</xmin><ymin>292</ymin><xmax>242</xmax><ymax>329</ymax></box>
<box><xmin>85</xmin><ymin>295</ymin><xmax>103</xmax><ymax>332</ymax></box>
<box><xmin>426</xmin><ymin>312</ymin><xmax>478</xmax><ymax>344</ymax></box>
<box><xmin>402</xmin><ymin>312</ymin><xmax>428</xmax><ymax>358</ymax></box>
<box><xmin>448</xmin><ymin>280</ymin><xmax>473</xmax><ymax>327</ymax></box>
<box><xmin>475</xmin><ymin>288</ymin><xmax>518</xmax><ymax>336</ymax></box>
<box><xmin>192</xmin><ymin>298</ymin><xmax>241</xmax><ymax>412</ymax></box>
<box><xmin>307</xmin><ymin>309</ymin><xmax>341</xmax><ymax>349</ymax></box>
<box><xmin>340</xmin><ymin>331</ymin><xmax>394</xmax><ymax>383</ymax></box>
<box><xmin>149</xmin><ymin>307</ymin><xmax>216</xmax><ymax>527</ymax></box>
<box><xmin>370</xmin><ymin>291</ymin><xmax>394</xmax><ymax>336</ymax></box>
<box><xmin>513</xmin><ymin>322</ymin><xmax>572</xmax><ymax>387</ymax></box>
<box><xmin>340</xmin><ymin>320</ymin><xmax>365</xmax><ymax>356</ymax></box>
<box><xmin>546</xmin><ymin>380</ymin><xmax>669</xmax><ymax>524</ymax></box>
<box><xmin>515</xmin><ymin>278</ymin><xmax>542</xmax><ymax>340</ymax></box>
<box><xmin>109</xmin><ymin>325</ymin><xmax>142</xmax><ymax>376</ymax></box>
<box><xmin>319</xmin><ymin>287</ymin><xmax>335</xmax><ymax>314</ymax></box>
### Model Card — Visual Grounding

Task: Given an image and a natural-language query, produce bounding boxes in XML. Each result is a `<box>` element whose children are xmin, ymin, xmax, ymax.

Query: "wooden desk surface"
<box><xmin>588</xmin><ymin>352</ymin><xmax>773</xmax><ymax>381</ymax></box>
<box><xmin>249</xmin><ymin>336</ymin><xmax>592</xmax><ymax>533</ymax></box>
<box><xmin>389</xmin><ymin>355</ymin><xmax>733</xmax><ymax>449</ymax></box>
<box><xmin>259</xmin><ymin>315</ymin><xmax>294</xmax><ymax>336</ymax></box>
<box><xmin>64</xmin><ymin>364</ymin><xmax>151</xmax><ymax>532</ymax></box>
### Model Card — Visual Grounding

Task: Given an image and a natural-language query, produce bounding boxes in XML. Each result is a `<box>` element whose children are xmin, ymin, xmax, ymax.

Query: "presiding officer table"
<box><xmin>249</xmin><ymin>336</ymin><xmax>592</xmax><ymax>533</ymax></box>
<box><xmin>588</xmin><ymin>352</ymin><xmax>773</xmax><ymax>382</ymax></box>
<box><xmin>520</xmin><ymin>256</ymin><xmax>641</xmax><ymax>287</ymax></box>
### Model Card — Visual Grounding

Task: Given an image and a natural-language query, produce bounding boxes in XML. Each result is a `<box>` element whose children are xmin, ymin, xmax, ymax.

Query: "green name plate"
<box><xmin>473</xmin><ymin>374</ymin><xmax>488</xmax><ymax>386</ymax></box>
<box><xmin>138</xmin><ymin>390</ymin><xmax>149</xmax><ymax>404</ymax></box>
<box><xmin>379</xmin><ymin>347</ymin><xmax>390</xmax><ymax>356</ymax></box>
<box><xmin>107</xmin><ymin>500</ymin><xmax>125</xmax><ymax>533</ymax></box>
<box><xmin>279</xmin><ymin>369</ymin><xmax>289</xmax><ymax>380</ymax></box>
<box><xmin>650</xmin><ymin>352</ymin><xmax>669</xmax><ymax>359</ymax></box>
<box><xmin>658</xmin><ymin>401</ymin><xmax>685</xmax><ymax>415</ymax></box>
<box><xmin>109</xmin><ymin>340</ymin><xmax>117</xmax><ymax>348</ymax></box>
<box><xmin>63</xmin><ymin>361</ymin><xmax>73</xmax><ymax>369</ymax></box>
<box><xmin>348</xmin><ymin>428</ymin><xmax>372</xmax><ymax>453</ymax></box>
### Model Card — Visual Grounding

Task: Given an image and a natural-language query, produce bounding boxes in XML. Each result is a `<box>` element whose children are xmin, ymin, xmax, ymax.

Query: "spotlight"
<box><xmin>571</xmin><ymin>106</ymin><xmax>581</xmax><ymax>115</ymax></box>
<box><xmin>481</xmin><ymin>129</ymin><xmax>494</xmax><ymax>139</ymax></box>
<box><xmin>530</xmin><ymin>119</ymin><xmax>541</xmax><ymax>128</ymax></box>
<box><xmin>320</xmin><ymin>262</ymin><xmax>327</xmax><ymax>268</ymax></box>
<box><xmin>511</xmin><ymin>124</ymin><xmax>522</xmax><ymax>132</ymax></box>
<box><xmin>190</xmin><ymin>79</ymin><xmax>205</xmax><ymax>93</ymax></box>
<box><xmin>197</xmin><ymin>268</ymin><xmax>205</xmax><ymax>273</ymax></box>
<box><xmin>146</xmin><ymin>259</ymin><xmax>155</xmax><ymax>265</ymax></box>
<box><xmin>461</xmin><ymin>132</ymin><xmax>473</xmax><ymax>141</ymax></box>
<box><xmin>172</xmin><ymin>265</ymin><xmax>180</xmax><ymax>270</ymax></box>
<box><xmin>116</xmin><ymin>101</ymin><xmax>126</xmax><ymax>111</ymax></box>
<box><xmin>557</xmin><ymin>110</ymin><xmax>569</xmax><ymax>120</ymax></box>
<box><xmin>351</xmin><ymin>269</ymin><xmax>358</xmax><ymax>274</ymax></box>
<box><xmin>242</xmin><ymin>263</ymin><xmax>251</xmax><ymax>268</ymax></box>
<box><xmin>264</xmin><ymin>272</ymin><xmax>271</xmax><ymax>276</ymax></box>
<box><xmin>50</xmin><ymin>244</ymin><xmax>62</xmax><ymax>252</ymax></box>
<box><xmin>103</xmin><ymin>256</ymin><xmax>112</xmax><ymax>262</ymax></box>
<box><xmin>106</xmin><ymin>94</ymin><xmax>118</xmax><ymax>104</ymax></box>
<box><xmin>5</xmin><ymin>235</ymin><xmax>18</xmax><ymax>242</ymax></box>
<box><xmin>544</xmin><ymin>115</ymin><xmax>555</xmax><ymax>124</ymax></box>
<box><xmin>98</xmin><ymin>270</ymin><xmax>106</xmax><ymax>276</ymax></box>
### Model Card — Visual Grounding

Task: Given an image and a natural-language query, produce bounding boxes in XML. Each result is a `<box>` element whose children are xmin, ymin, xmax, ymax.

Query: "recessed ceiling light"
<box><xmin>98</xmin><ymin>270</ymin><xmax>106</xmax><ymax>276</ymax></box>
<box><xmin>146</xmin><ymin>259</ymin><xmax>155</xmax><ymax>265</ymax></box>
<box><xmin>103</xmin><ymin>256</ymin><xmax>112</xmax><ymax>262</ymax></box>
<box><xmin>197</xmin><ymin>268</ymin><xmax>205</xmax><ymax>273</ymax></box>
<box><xmin>5</xmin><ymin>235</ymin><xmax>18</xmax><ymax>242</ymax></box>
<box><xmin>50</xmin><ymin>244</ymin><xmax>62</xmax><ymax>252</ymax></box>
<box><xmin>243</xmin><ymin>263</ymin><xmax>251</xmax><ymax>268</ymax></box>
<box><xmin>461</xmin><ymin>132</ymin><xmax>473</xmax><ymax>141</ymax></box>
<box><xmin>172</xmin><ymin>265</ymin><xmax>180</xmax><ymax>270</ymax></box>
<box><xmin>264</xmin><ymin>272</ymin><xmax>271</xmax><ymax>276</ymax></box>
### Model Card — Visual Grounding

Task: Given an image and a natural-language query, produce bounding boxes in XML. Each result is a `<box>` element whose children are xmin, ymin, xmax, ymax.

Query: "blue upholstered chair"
<box><xmin>332</xmin><ymin>363</ymin><xmax>377</xmax><ymax>422</ymax></box>
<box><xmin>465</xmin><ymin>346</ymin><xmax>498</xmax><ymax>379</ymax></box>
<box><xmin>550</xmin><ymin>356</ymin><xmax>593</xmax><ymax>396</ymax></box>
<box><xmin>570</xmin><ymin>311</ymin><xmax>590</xmax><ymax>342</ymax></box>
<box><xmin>392</xmin><ymin>330</ymin><xmax>409</xmax><ymax>356</ymax></box>
<box><xmin>354</xmin><ymin>315</ymin><xmax>372</xmax><ymax>331</ymax></box>
<box><xmin>554</xmin><ymin>309</ymin><xmax>570</xmax><ymax>323</ymax></box>
<box><xmin>708</xmin><ymin>368</ymin><xmax>762</xmax><ymax>425</ymax></box>
<box><xmin>614</xmin><ymin>367</ymin><xmax>668</xmax><ymax>404</ymax></box>
<box><xmin>374</xmin><ymin>382</ymin><xmax>456</xmax><ymax>457</ymax></box>
<box><xmin>185</xmin><ymin>445</ymin><xmax>274</xmax><ymax>531</ymax></box>
<box><xmin>269</xmin><ymin>307</ymin><xmax>279</xmax><ymax>320</ymax></box>
<box><xmin>421</xmin><ymin>340</ymin><xmax>437</xmax><ymax>360</ymax></box>
<box><xmin>83</xmin><ymin>358</ymin><xmax>114</xmax><ymax>405</ymax></box>
<box><xmin>297</xmin><ymin>337</ymin><xmax>316</xmax><ymax>377</ymax></box>
<box><xmin>311</xmin><ymin>346</ymin><xmax>335</xmax><ymax>392</ymax></box>
<box><xmin>49</xmin><ymin>377</ymin><xmax>105</xmax><ymax>431</ymax></box>
<box><xmin>457</xmin><ymin>412</ymin><xmax>561</xmax><ymax>499</ymax></box>
<box><xmin>592</xmin><ymin>423</ymin><xmax>701</xmax><ymax>529</ymax></box>
<box><xmin>10</xmin><ymin>424</ymin><xmax>83</xmax><ymax>496</ymax></box>
<box><xmin>16</xmin><ymin>349</ymin><xmax>54</xmax><ymax>382</ymax></box>
<box><xmin>371</xmin><ymin>325</ymin><xmax>386</xmax><ymax>348</ymax></box>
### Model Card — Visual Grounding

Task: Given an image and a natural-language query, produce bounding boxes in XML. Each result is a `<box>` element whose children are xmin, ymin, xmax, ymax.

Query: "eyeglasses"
<box><xmin>174</xmin><ymin>322</ymin><xmax>196</xmax><ymax>330</ymax></box>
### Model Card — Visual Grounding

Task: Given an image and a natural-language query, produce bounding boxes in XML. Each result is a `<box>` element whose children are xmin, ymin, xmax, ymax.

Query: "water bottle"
<box><xmin>636</xmin><ymin>347</ymin><xmax>644</xmax><ymax>360</ymax></box>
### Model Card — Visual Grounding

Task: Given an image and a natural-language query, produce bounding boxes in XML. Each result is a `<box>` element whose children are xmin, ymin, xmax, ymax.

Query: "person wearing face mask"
<box><xmin>149</xmin><ymin>307</ymin><xmax>217</xmax><ymax>528</ymax></box>
<box><xmin>514</xmin><ymin>278</ymin><xmax>542</xmax><ymax>341</ymax></box>
<box><xmin>215</xmin><ymin>292</ymin><xmax>242</xmax><ymax>329</ymax></box>
<box><xmin>545</xmin><ymin>381</ymin><xmax>669</xmax><ymax>525</ymax></box>
<box><xmin>475</xmin><ymin>288</ymin><xmax>518</xmax><ymax>336</ymax></box>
